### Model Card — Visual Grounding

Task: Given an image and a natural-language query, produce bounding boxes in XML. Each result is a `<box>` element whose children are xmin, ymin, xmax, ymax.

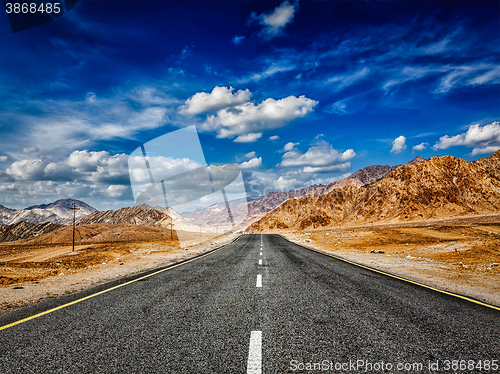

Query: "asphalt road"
<box><xmin>1</xmin><ymin>234</ymin><xmax>499</xmax><ymax>373</ymax></box>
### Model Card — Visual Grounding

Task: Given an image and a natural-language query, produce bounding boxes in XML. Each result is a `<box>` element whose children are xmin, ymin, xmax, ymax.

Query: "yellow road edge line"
<box><xmin>278</xmin><ymin>234</ymin><xmax>500</xmax><ymax>311</ymax></box>
<box><xmin>0</xmin><ymin>235</ymin><xmax>243</xmax><ymax>331</ymax></box>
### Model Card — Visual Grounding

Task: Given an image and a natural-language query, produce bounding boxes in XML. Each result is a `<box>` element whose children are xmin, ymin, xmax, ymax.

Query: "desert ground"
<box><xmin>1</xmin><ymin>215</ymin><xmax>499</xmax><ymax>312</ymax></box>
<box><xmin>283</xmin><ymin>214</ymin><xmax>500</xmax><ymax>307</ymax></box>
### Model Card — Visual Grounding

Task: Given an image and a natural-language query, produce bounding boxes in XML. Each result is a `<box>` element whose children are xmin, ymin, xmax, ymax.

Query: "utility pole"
<box><xmin>170</xmin><ymin>215</ymin><xmax>173</xmax><ymax>240</ymax></box>
<box><xmin>69</xmin><ymin>203</ymin><xmax>80</xmax><ymax>252</ymax></box>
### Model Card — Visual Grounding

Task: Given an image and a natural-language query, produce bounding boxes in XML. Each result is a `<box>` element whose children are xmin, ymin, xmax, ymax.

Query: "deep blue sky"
<box><xmin>1</xmin><ymin>0</ymin><xmax>499</xmax><ymax>210</ymax></box>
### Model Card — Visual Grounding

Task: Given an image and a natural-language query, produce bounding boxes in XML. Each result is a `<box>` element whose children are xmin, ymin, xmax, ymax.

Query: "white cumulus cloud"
<box><xmin>7</xmin><ymin>159</ymin><xmax>46</xmax><ymax>181</ymax></box>
<box><xmin>240</xmin><ymin>157</ymin><xmax>263</xmax><ymax>169</ymax></box>
<box><xmin>391</xmin><ymin>135</ymin><xmax>407</xmax><ymax>154</ymax></box>
<box><xmin>202</xmin><ymin>95</ymin><xmax>317</xmax><ymax>140</ymax></box>
<box><xmin>68</xmin><ymin>150</ymin><xmax>110</xmax><ymax>172</ymax></box>
<box><xmin>283</xmin><ymin>142</ymin><xmax>298</xmax><ymax>152</ymax></box>
<box><xmin>181</xmin><ymin>86</ymin><xmax>252</xmax><ymax>115</ymax></box>
<box><xmin>432</xmin><ymin>121</ymin><xmax>500</xmax><ymax>155</ymax></box>
<box><xmin>279</xmin><ymin>140</ymin><xmax>356</xmax><ymax>173</ymax></box>
<box><xmin>5</xmin><ymin>150</ymin><xmax>131</xmax><ymax>185</ymax></box>
<box><xmin>106</xmin><ymin>185</ymin><xmax>129</xmax><ymax>198</ymax></box>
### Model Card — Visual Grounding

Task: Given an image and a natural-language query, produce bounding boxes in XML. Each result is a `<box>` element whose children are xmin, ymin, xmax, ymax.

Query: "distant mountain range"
<box><xmin>77</xmin><ymin>204</ymin><xmax>203</xmax><ymax>233</ymax></box>
<box><xmin>183</xmin><ymin>156</ymin><xmax>427</xmax><ymax>228</ymax></box>
<box><xmin>0</xmin><ymin>199</ymin><xmax>97</xmax><ymax>226</ymax></box>
<box><xmin>250</xmin><ymin>151</ymin><xmax>500</xmax><ymax>232</ymax></box>
<box><xmin>2</xmin><ymin>152</ymin><xmax>498</xmax><ymax>242</ymax></box>
<box><xmin>0</xmin><ymin>203</ymin><xmax>203</xmax><ymax>243</ymax></box>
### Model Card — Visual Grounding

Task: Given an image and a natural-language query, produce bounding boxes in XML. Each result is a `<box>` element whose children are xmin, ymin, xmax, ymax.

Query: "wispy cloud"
<box><xmin>232</xmin><ymin>35</ymin><xmax>245</xmax><ymax>45</ymax></box>
<box><xmin>412</xmin><ymin>142</ymin><xmax>428</xmax><ymax>152</ymax></box>
<box><xmin>435</xmin><ymin>64</ymin><xmax>500</xmax><ymax>93</ymax></box>
<box><xmin>237</xmin><ymin>61</ymin><xmax>296</xmax><ymax>83</ymax></box>
<box><xmin>0</xmin><ymin>84</ymin><xmax>178</xmax><ymax>158</ymax></box>
<box><xmin>248</xmin><ymin>0</ymin><xmax>298</xmax><ymax>40</ymax></box>
<box><xmin>324</xmin><ymin>67</ymin><xmax>371</xmax><ymax>92</ymax></box>
<box><xmin>234</xmin><ymin>133</ymin><xmax>263</xmax><ymax>143</ymax></box>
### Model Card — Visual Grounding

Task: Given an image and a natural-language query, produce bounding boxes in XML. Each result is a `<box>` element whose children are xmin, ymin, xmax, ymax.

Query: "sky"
<box><xmin>0</xmin><ymin>0</ymin><xmax>499</xmax><ymax>211</ymax></box>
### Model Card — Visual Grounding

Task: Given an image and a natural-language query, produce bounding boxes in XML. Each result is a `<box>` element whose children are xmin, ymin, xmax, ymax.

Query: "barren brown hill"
<box><xmin>250</xmin><ymin>152</ymin><xmax>500</xmax><ymax>232</ymax></box>
<box><xmin>2</xmin><ymin>223</ymin><xmax>177</xmax><ymax>246</ymax></box>
<box><xmin>472</xmin><ymin>149</ymin><xmax>500</xmax><ymax>181</ymax></box>
<box><xmin>76</xmin><ymin>204</ymin><xmax>203</xmax><ymax>232</ymax></box>
<box><xmin>328</xmin><ymin>156</ymin><xmax>426</xmax><ymax>189</ymax></box>
<box><xmin>77</xmin><ymin>205</ymin><xmax>170</xmax><ymax>227</ymax></box>
<box><xmin>183</xmin><ymin>156</ymin><xmax>428</xmax><ymax>228</ymax></box>
<box><xmin>183</xmin><ymin>184</ymin><xmax>333</xmax><ymax>228</ymax></box>
<box><xmin>407</xmin><ymin>155</ymin><xmax>427</xmax><ymax>165</ymax></box>
<box><xmin>0</xmin><ymin>221</ymin><xmax>63</xmax><ymax>243</ymax></box>
<box><xmin>332</xmin><ymin>164</ymin><xmax>398</xmax><ymax>188</ymax></box>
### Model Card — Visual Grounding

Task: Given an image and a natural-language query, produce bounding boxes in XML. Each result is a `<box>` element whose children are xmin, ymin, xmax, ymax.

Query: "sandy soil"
<box><xmin>282</xmin><ymin>220</ymin><xmax>500</xmax><ymax>307</ymax></box>
<box><xmin>0</xmin><ymin>232</ymin><xmax>239</xmax><ymax>312</ymax></box>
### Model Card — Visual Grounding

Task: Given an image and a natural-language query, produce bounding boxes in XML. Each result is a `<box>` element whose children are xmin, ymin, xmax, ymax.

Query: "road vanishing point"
<box><xmin>1</xmin><ymin>234</ymin><xmax>499</xmax><ymax>373</ymax></box>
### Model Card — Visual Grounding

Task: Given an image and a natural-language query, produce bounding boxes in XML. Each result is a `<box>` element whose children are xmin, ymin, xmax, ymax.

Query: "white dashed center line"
<box><xmin>247</xmin><ymin>331</ymin><xmax>262</xmax><ymax>374</ymax></box>
<box><xmin>250</xmin><ymin>239</ymin><xmax>263</xmax><ymax>372</ymax></box>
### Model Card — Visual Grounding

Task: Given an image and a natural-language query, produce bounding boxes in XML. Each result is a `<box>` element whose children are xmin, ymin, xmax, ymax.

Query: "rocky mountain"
<box><xmin>0</xmin><ymin>199</ymin><xmax>97</xmax><ymax>225</ymax></box>
<box><xmin>331</xmin><ymin>164</ymin><xmax>399</xmax><ymax>189</ymax></box>
<box><xmin>250</xmin><ymin>151</ymin><xmax>500</xmax><ymax>232</ymax></box>
<box><xmin>0</xmin><ymin>221</ymin><xmax>63</xmax><ymax>243</ymax></box>
<box><xmin>316</xmin><ymin>156</ymin><xmax>427</xmax><ymax>191</ymax></box>
<box><xmin>26</xmin><ymin>198</ymin><xmax>97</xmax><ymax>221</ymax></box>
<box><xmin>472</xmin><ymin>150</ymin><xmax>500</xmax><ymax>181</ymax></box>
<box><xmin>183</xmin><ymin>184</ymin><xmax>334</xmax><ymax>229</ymax></box>
<box><xmin>407</xmin><ymin>155</ymin><xmax>427</xmax><ymax>166</ymax></box>
<box><xmin>77</xmin><ymin>204</ymin><xmax>202</xmax><ymax>232</ymax></box>
<box><xmin>0</xmin><ymin>205</ymin><xmax>63</xmax><ymax>225</ymax></box>
<box><xmin>184</xmin><ymin>156</ymin><xmax>427</xmax><ymax>228</ymax></box>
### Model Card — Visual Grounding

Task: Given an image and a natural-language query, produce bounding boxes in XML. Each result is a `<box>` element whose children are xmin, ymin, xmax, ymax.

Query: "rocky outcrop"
<box><xmin>184</xmin><ymin>156</ymin><xmax>428</xmax><ymax>228</ymax></box>
<box><xmin>76</xmin><ymin>204</ymin><xmax>200</xmax><ymax>232</ymax></box>
<box><xmin>250</xmin><ymin>152</ymin><xmax>500</xmax><ymax>232</ymax></box>
<box><xmin>472</xmin><ymin>150</ymin><xmax>500</xmax><ymax>181</ymax></box>
<box><xmin>0</xmin><ymin>221</ymin><xmax>63</xmax><ymax>243</ymax></box>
